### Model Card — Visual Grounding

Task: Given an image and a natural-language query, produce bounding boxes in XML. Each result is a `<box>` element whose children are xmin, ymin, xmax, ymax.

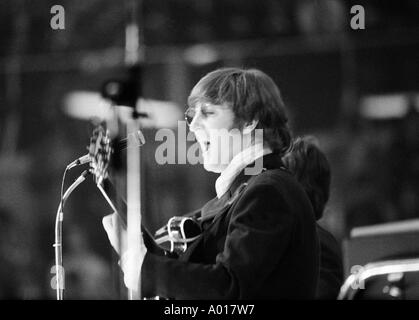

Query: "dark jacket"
<box><xmin>316</xmin><ymin>225</ymin><xmax>343</xmax><ymax>299</ymax></box>
<box><xmin>141</xmin><ymin>153</ymin><xmax>319</xmax><ymax>299</ymax></box>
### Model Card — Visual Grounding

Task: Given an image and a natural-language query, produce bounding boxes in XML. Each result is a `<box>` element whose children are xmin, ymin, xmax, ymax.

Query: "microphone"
<box><xmin>66</xmin><ymin>130</ymin><xmax>145</xmax><ymax>170</ymax></box>
<box><xmin>66</xmin><ymin>154</ymin><xmax>91</xmax><ymax>170</ymax></box>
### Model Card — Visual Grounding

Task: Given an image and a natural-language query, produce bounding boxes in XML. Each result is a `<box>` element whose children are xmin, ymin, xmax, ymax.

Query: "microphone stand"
<box><xmin>53</xmin><ymin>170</ymin><xmax>90</xmax><ymax>300</ymax></box>
<box><xmin>101</xmin><ymin>0</ymin><xmax>146</xmax><ymax>300</ymax></box>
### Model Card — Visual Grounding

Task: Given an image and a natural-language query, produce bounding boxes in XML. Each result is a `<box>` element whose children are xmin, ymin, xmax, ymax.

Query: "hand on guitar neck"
<box><xmin>90</xmin><ymin>125</ymin><xmax>165</xmax><ymax>293</ymax></box>
<box><xmin>102</xmin><ymin>211</ymin><xmax>167</xmax><ymax>291</ymax></box>
<box><xmin>101</xmin><ymin>178</ymin><xmax>166</xmax><ymax>255</ymax></box>
<box><xmin>102</xmin><ymin>212</ymin><xmax>147</xmax><ymax>292</ymax></box>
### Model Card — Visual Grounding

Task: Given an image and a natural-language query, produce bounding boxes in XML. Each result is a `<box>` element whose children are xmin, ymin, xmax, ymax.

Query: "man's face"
<box><xmin>187</xmin><ymin>102</ymin><xmax>244</xmax><ymax>173</ymax></box>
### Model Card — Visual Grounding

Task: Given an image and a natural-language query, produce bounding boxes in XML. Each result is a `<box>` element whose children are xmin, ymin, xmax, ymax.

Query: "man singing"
<box><xmin>103</xmin><ymin>68</ymin><xmax>319</xmax><ymax>299</ymax></box>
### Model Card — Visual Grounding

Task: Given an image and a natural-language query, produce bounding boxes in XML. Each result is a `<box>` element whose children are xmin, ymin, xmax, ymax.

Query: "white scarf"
<box><xmin>215</xmin><ymin>143</ymin><xmax>272</xmax><ymax>198</ymax></box>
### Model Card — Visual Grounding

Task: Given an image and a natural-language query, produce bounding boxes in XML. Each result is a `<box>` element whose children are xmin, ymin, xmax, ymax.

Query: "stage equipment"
<box><xmin>339</xmin><ymin>219</ymin><xmax>419</xmax><ymax>299</ymax></box>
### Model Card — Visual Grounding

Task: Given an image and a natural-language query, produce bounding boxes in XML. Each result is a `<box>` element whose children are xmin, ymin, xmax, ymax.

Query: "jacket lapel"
<box><xmin>200</xmin><ymin>192</ymin><xmax>234</xmax><ymax>224</ymax></box>
<box><xmin>199</xmin><ymin>153</ymin><xmax>287</xmax><ymax>224</ymax></box>
<box><xmin>199</xmin><ymin>181</ymin><xmax>249</xmax><ymax>227</ymax></box>
<box><xmin>180</xmin><ymin>153</ymin><xmax>288</xmax><ymax>259</ymax></box>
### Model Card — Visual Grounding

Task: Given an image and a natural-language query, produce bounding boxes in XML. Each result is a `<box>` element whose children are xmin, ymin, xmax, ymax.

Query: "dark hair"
<box><xmin>187</xmin><ymin>67</ymin><xmax>291</xmax><ymax>155</ymax></box>
<box><xmin>282</xmin><ymin>136</ymin><xmax>331</xmax><ymax>220</ymax></box>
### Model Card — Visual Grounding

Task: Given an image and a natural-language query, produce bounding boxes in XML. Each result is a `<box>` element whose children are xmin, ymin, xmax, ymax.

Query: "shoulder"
<box><xmin>317</xmin><ymin>225</ymin><xmax>342</xmax><ymax>259</ymax></box>
<box><xmin>233</xmin><ymin>167</ymin><xmax>307</xmax><ymax>206</ymax></box>
<box><xmin>246</xmin><ymin>167</ymin><xmax>305</xmax><ymax>198</ymax></box>
<box><xmin>232</xmin><ymin>168</ymin><xmax>314</xmax><ymax>221</ymax></box>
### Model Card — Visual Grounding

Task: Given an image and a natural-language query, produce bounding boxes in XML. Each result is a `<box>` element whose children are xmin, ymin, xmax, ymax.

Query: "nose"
<box><xmin>189</xmin><ymin>110</ymin><xmax>202</xmax><ymax>133</ymax></box>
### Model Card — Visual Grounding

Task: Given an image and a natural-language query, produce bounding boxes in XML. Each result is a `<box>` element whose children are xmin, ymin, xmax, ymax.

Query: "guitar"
<box><xmin>88</xmin><ymin>124</ymin><xmax>167</xmax><ymax>299</ymax></box>
<box><xmin>154</xmin><ymin>216</ymin><xmax>202</xmax><ymax>255</ymax></box>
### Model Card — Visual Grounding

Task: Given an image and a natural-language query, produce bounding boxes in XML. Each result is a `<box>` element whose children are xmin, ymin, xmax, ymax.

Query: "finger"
<box><xmin>102</xmin><ymin>214</ymin><xmax>113</xmax><ymax>233</ymax></box>
<box><xmin>102</xmin><ymin>215</ymin><xmax>119</xmax><ymax>251</ymax></box>
<box><xmin>111</xmin><ymin>212</ymin><xmax>119</xmax><ymax>229</ymax></box>
<box><xmin>112</xmin><ymin>212</ymin><xmax>127</xmax><ymax>231</ymax></box>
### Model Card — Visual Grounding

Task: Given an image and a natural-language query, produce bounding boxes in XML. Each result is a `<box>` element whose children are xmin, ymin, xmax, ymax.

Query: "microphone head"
<box><xmin>66</xmin><ymin>154</ymin><xmax>91</xmax><ymax>170</ymax></box>
<box><xmin>117</xmin><ymin>130</ymin><xmax>146</xmax><ymax>150</ymax></box>
<box><xmin>78</xmin><ymin>154</ymin><xmax>91</xmax><ymax>165</ymax></box>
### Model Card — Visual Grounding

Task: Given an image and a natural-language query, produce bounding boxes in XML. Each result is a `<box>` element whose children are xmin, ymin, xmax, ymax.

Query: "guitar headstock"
<box><xmin>88</xmin><ymin>125</ymin><xmax>112</xmax><ymax>185</ymax></box>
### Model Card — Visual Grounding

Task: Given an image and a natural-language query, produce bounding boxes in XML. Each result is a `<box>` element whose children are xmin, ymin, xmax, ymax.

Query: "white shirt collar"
<box><xmin>215</xmin><ymin>143</ymin><xmax>272</xmax><ymax>199</ymax></box>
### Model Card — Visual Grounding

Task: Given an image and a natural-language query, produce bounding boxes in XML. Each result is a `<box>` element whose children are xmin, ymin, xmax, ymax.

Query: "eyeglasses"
<box><xmin>184</xmin><ymin>106</ymin><xmax>196</xmax><ymax>127</ymax></box>
<box><xmin>184</xmin><ymin>104</ymin><xmax>217</xmax><ymax>126</ymax></box>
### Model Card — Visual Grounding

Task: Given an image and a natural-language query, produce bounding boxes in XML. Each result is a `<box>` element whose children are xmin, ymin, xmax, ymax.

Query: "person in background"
<box><xmin>282</xmin><ymin>136</ymin><xmax>343</xmax><ymax>299</ymax></box>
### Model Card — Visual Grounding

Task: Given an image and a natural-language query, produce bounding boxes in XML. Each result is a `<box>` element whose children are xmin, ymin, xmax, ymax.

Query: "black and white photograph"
<box><xmin>0</xmin><ymin>0</ymin><xmax>419</xmax><ymax>305</ymax></box>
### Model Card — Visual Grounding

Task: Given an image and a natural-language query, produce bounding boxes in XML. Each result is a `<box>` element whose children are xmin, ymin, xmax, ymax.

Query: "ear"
<box><xmin>242</xmin><ymin>119</ymin><xmax>259</xmax><ymax>134</ymax></box>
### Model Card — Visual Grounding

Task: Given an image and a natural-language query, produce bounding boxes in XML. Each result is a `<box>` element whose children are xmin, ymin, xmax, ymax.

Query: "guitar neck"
<box><xmin>102</xmin><ymin>178</ymin><xmax>128</xmax><ymax>228</ymax></box>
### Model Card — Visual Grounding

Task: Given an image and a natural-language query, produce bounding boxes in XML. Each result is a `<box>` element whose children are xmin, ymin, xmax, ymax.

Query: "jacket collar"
<box><xmin>228</xmin><ymin>152</ymin><xmax>287</xmax><ymax>197</ymax></box>
<box><xmin>200</xmin><ymin>153</ymin><xmax>287</xmax><ymax>222</ymax></box>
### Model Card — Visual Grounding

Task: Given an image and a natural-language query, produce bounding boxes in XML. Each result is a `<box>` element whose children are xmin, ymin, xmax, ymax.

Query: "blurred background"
<box><xmin>0</xmin><ymin>0</ymin><xmax>419</xmax><ymax>299</ymax></box>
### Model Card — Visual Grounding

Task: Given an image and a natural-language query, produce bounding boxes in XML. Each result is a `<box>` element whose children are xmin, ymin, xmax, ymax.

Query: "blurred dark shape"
<box><xmin>0</xmin><ymin>207</ymin><xmax>20</xmax><ymax>299</ymax></box>
<box><xmin>283</xmin><ymin>136</ymin><xmax>343</xmax><ymax>299</ymax></box>
<box><xmin>101</xmin><ymin>65</ymin><xmax>143</xmax><ymax>112</ymax></box>
<box><xmin>283</xmin><ymin>136</ymin><xmax>331</xmax><ymax>220</ymax></box>
<box><xmin>295</xmin><ymin>0</ymin><xmax>346</xmax><ymax>35</ymax></box>
<box><xmin>316</xmin><ymin>224</ymin><xmax>343</xmax><ymax>299</ymax></box>
<box><xmin>343</xmin><ymin>120</ymin><xmax>399</xmax><ymax>232</ymax></box>
<box><xmin>62</xmin><ymin>224</ymin><xmax>114</xmax><ymax>300</ymax></box>
<box><xmin>344</xmin><ymin>102</ymin><xmax>419</xmax><ymax>234</ymax></box>
<box><xmin>389</xmin><ymin>107</ymin><xmax>419</xmax><ymax>220</ymax></box>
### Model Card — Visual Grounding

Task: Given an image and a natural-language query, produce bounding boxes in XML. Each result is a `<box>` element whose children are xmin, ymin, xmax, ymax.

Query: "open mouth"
<box><xmin>203</xmin><ymin>141</ymin><xmax>210</xmax><ymax>153</ymax></box>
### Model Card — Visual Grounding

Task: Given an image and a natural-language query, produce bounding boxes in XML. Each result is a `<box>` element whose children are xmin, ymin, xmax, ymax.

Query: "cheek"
<box><xmin>205</xmin><ymin>119</ymin><xmax>233</xmax><ymax>131</ymax></box>
<box><xmin>205</xmin><ymin>110</ymin><xmax>236</xmax><ymax>131</ymax></box>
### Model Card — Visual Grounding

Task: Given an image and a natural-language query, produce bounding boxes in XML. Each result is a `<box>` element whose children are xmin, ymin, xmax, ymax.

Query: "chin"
<box><xmin>202</xmin><ymin>156</ymin><xmax>226</xmax><ymax>173</ymax></box>
<box><xmin>203</xmin><ymin>162</ymin><xmax>223</xmax><ymax>173</ymax></box>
